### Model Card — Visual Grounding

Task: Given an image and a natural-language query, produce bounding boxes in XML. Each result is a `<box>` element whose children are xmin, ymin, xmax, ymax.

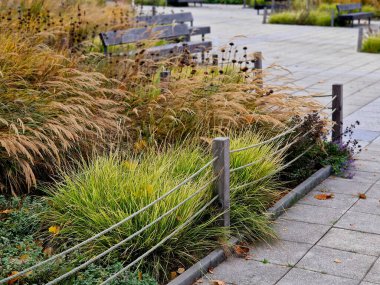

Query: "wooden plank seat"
<box><xmin>135</xmin><ymin>12</ymin><xmax>210</xmax><ymax>39</ymax></box>
<box><xmin>99</xmin><ymin>23</ymin><xmax>212</xmax><ymax>59</ymax></box>
<box><xmin>177</xmin><ymin>0</ymin><xmax>204</xmax><ymax>6</ymax></box>
<box><xmin>337</xmin><ymin>3</ymin><xmax>373</xmax><ymax>27</ymax></box>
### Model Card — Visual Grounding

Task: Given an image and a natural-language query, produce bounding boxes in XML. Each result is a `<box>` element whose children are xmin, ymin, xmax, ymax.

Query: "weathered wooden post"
<box><xmin>357</xmin><ymin>27</ymin><xmax>364</xmax><ymax>52</ymax></box>
<box><xmin>212</xmin><ymin>137</ymin><xmax>231</xmax><ymax>228</ymax></box>
<box><xmin>332</xmin><ymin>84</ymin><xmax>343</xmax><ymax>144</ymax></box>
<box><xmin>331</xmin><ymin>9</ymin><xmax>335</xmax><ymax>27</ymax></box>
<box><xmin>263</xmin><ymin>7</ymin><xmax>268</xmax><ymax>24</ymax></box>
<box><xmin>212</xmin><ymin>54</ymin><xmax>219</xmax><ymax>66</ymax></box>
<box><xmin>160</xmin><ymin>70</ymin><xmax>170</xmax><ymax>80</ymax></box>
<box><xmin>254</xmin><ymin>51</ymin><xmax>263</xmax><ymax>88</ymax></box>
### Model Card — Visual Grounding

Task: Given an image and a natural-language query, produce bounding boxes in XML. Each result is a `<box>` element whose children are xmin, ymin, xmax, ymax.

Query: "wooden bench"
<box><xmin>253</xmin><ymin>0</ymin><xmax>289</xmax><ymax>14</ymax></box>
<box><xmin>336</xmin><ymin>3</ymin><xmax>373</xmax><ymax>27</ymax></box>
<box><xmin>167</xmin><ymin>0</ymin><xmax>204</xmax><ymax>6</ymax></box>
<box><xmin>99</xmin><ymin>24</ymin><xmax>212</xmax><ymax>59</ymax></box>
<box><xmin>135</xmin><ymin>12</ymin><xmax>211</xmax><ymax>41</ymax></box>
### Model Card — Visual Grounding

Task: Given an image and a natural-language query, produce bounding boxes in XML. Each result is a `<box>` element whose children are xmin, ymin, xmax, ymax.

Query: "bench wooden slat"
<box><xmin>100</xmin><ymin>24</ymin><xmax>189</xmax><ymax>47</ymax></box>
<box><xmin>146</xmin><ymin>41</ymin><xmax>212</xmax><ymax>57</ymax></box>
<box><xmin>189</xmin><ymin>26</ymin><xmax>210</xmax><ymax>36</ymax></box>
<box><xmin>337</xmin><ymin>3</ymin><xmax>362</xmax><ymax>13</ymax></box>
<box><xmin>135</xmin><ymin>12</ymin><xmax>194</xmax><ymax>26</ymax></box>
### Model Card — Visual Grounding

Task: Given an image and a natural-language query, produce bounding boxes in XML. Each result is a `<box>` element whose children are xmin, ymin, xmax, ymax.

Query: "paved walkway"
<box><xmin>142</xmin><ymin>5</ymin><xmax>380</xmax><ymax>285</ymax></box>
<box><xmin>142</xmin><ymin>4</ymin><xmax>380</xmax><ymax>285</ymax></box>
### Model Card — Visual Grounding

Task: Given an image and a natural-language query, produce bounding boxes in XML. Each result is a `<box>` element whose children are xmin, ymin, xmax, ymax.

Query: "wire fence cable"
<box><xmin>100</xmin><ymin>195</ymin><xmax>219</xmax><ymax>285</ymax></box>
<box><xmin>0</xmin><ymin>157</ymin><xmax>217</xmax><ymax>284</ymax></box>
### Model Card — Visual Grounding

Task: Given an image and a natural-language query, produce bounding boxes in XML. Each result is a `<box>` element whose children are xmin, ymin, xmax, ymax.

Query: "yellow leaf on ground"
<box><xmin>177</xmin><ymin>267</ymin><xmax>185</xmax><ymax>274</ymax></box>
<box><xmin>138</xmin><ymin>271</ymin><xmax>143</xmax><ymax>281</ymax></box>
<box><xmin>19</xmin><ymin>254</ymin><xmax>29</xmax><ymax>263</ymax></box>
<box><xmin>334</xmin><ymin>258</ymin><xmax>342</xmax><ymax>264</ymax></box>
<box><xmin>48</xmin><ymin>225</ymin><xmax>60</xmax><ymax>235</ymax></box>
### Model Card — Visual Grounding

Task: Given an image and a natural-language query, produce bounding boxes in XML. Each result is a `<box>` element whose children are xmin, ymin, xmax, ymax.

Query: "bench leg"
<box><xmin>358</xmin><ymin>19</ymin><xmax>360</xmax><ymax>25</ymax></box>
<box><xmin>369</xmin><ymin>17</ymin><xmax>371</xmax><ymax>26</ymax></box>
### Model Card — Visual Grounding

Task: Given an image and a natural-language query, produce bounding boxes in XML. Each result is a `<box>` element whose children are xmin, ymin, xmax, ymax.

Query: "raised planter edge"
<box><xmin>167</xmin><ymin>165</ymin><xmax>332</xmax><ymax>285</ymax></box>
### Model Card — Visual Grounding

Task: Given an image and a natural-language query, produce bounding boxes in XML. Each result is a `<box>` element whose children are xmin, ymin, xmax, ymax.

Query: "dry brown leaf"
<box><xmin>358</xmin><ymin>193</ymin><xmax>367</xmax><ymax>199</ymax></box>
<box><xmin>177</xmin><ymin>267</ymin><xmax>185</xmax><ymax>274</ymax></box>
<box><xmin>208</xmin><ymin>267</ymin><xmax>214</xmax><ymax>274</ymax></box>
<box><xmin>170</xmin><ymin>271</ymin><xmax>177</xmax><ymax>280</ymax></box>
<box><xmin>0</xmin><ymin>209</ymin><xmax>13</xmax><ymax>214</ymax></box>
<box><xmin>43</xmin><ymin>247</ymin><xmax>53</xmax><ymax>257</ymax></box>
<box><xmin>234</xmin><ymin>245</ymin><xmax>250</xmax><ymax>257</ymax></box>
<box><xmin>138</xmin><ymin>271</ymin><xmax>143</xmax><ymax>281</ymax></box>
<box><xmin>210</xmin><ymin>280</ymin><xmax>226</xmax><ymax>285</ymax></box>
<box><xmin>19</xmin><ymin>254</ymin><xmax>29</xmax><ymax>263</ymax></box>
<box><xmin>245</xmin><ymin>254</ymin><xmax>253</xmax><ymax>260</ymax></box>
<box><xmin>7</xmin><ymin>271</ymin><xmax>20</xmax><ymax>285</ymax></box>
<box><xmin>314</xmin><ymin>193</ymin><xmax>334</xmax><ymax>200</ymax></box>
<box><xmin>334</xmin><ymin>258</ymin><xmax>342</xmax><ymax>264</ymax></box>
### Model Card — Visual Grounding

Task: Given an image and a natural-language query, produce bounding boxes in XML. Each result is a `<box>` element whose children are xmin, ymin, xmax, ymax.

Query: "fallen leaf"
<box><xmin>48</xmin><ymin>225</ymin><xmax>60</xmax><ymax>235</ymax></box>
<box><xmin>170</xmin><ymin>271</ymin><xmax>177</xmax><ymax>280</ymax></box>
<box><xmin>209</xmin><ymin>280</ymin><xmax>226</xmax><ymax>285</ymax></box>
<box><xmin>0</xmin><ymin>209</ymin><xmax>13</xmax><ymax>214</ymax></box>
<box><xmin>334</xmin><ymin>258</ymin><xmax>342</xmax><ymax>264</ymax></box>
<box><xmin>234</xmin><ymin>245</ymin><xmax>250</xmax><ymax>257</ymax></box>
<box><xmin>245</xmin><ymin>254</ymin><xmax>253</xmax><ymax>260</ymax></box>
<box><xmin>208</xmin><ymin>267</ymin><xmax>214</xmax><ymax>274</ymax></box>
<box><xmin>358</xmin><ymin>193</ymin><xmax>367</xmax><ymax>199</ymax></box>
<box><xmin>177</xmin><ymin>267</ymin><xmax>185</xmax><ymax>274</ymax></box>
<box><xmin>138</xmin><ymin>271</ymin><xmax>143</xmax><ymax>281</ymax></box>
<box><xmin>7</xmin><ymin>271</ymin><xmax>20</xmax><ymax>285</ymax></box>
<box><xmin>43</xmin><ymin>247</ymin><xmax>53</xmax><ymax>256</ymax></box>
<box><xmin>19</xmin><ymin>254</ymin><xmax>29</xmax><ymax>263</ymax></box>
<box><xmin>314</xmin><ymin>193</ymin><xmax>334</xmax><ymax>200</ymax></box>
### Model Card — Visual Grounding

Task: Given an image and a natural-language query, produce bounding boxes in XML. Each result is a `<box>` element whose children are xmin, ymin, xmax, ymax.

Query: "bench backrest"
<box><xmin>135</xmin><ymin>12</ymin><xmax>194</xmax><ymax>27</ymax></box>
<box><xmin>337</xmin><ymin>3</ymin><xmax>362</xmax><ymax>13</ymax></box>
<box><xmin>99</xmin><ymin>24</ymin><xmax>190</xmax><ymax>47</ymax></box>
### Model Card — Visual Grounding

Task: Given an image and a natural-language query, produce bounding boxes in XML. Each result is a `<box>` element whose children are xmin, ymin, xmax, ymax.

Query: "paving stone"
<box><xmin>299</xmin><ymin>189</ymin><xmax>357</xmax><ymax>211</ymax></box>
<box><xmin>201</xmin><ymin>258</ymin><xmax>289</xmax><ymax>285</ymax></box>
<box><xmin>316</xmin><ymin>177</ymin><xmax>373</xmax><ymax>196</ymax></box>
<box><xmin>297</xmin><ymin>246</ymin><xmax>377</xmax><ymax>280</ymax></box>
<box><xmin>356</xmin><ymin>149</ymin><xmax>380</xmax><ymax>162</ymax></box>
<box><xmin>273</xmin><ymin>219</ymin><xmax>330</xmax><ymax>245</ymax></box>
<box><xmin>335</xmin><ymin>210</ymin><xmax>380</xmax><ymax>235</ymax></box>
<box><xmin>249</xmin><ymin>240</ymin><xmax>311</xmax><ymax>266</ymax></box>
<box><xmin>277</xmin><ymin>268</ymin><xmax>358</xmax><ymax>285</ymax></box>
<box><xmin>282</xmin><ymin>204</ymin><xmax>345</xmax><ymax>225</ymax></box>
<box><xmin>318</xmin><ymin>228</ymin><xmax>380</xmax><ymax>256</ymax></box>
<box><xmin>364</xmin><ymin>259</ymin><xmax>380</xmax><ymax>284</ymax></box>
<box><xmin>366</xmin><ymin>183</ymin><xmax>380</xmax><ymax>199</ymax></box>
<box><xmin>355</xmin><ymin>161</ymin><xmax>380</xmax><ymax>173</ymax></box>
<box><xmin>361</xmin><ymin>282</ymin><xmax>379</xmax><ymax>285</ymax></box>
<box><xmin>350</xmin><ymin>197</ymin><xmax>380</xmax><ymax>216</ymax></box>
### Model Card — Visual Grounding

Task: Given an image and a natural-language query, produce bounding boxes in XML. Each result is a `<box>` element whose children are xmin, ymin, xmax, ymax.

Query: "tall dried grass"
<box><xmin>0</xmin><ymin>32</ymin><xmax>128</xmax><ymax>194</ymax></box>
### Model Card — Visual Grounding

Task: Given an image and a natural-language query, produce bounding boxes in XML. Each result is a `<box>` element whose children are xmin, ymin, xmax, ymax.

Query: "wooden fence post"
<box><xmin>254</xmin><ymin>51</ymin><xmax>263</xmax><ymax>88</ymax></box>
<box><xmin>212</xmin><ymin>54</ymin><xmax>218</xmax><ymax>66</ymax></box>
<box><xmin>263</xmin><ymin>7</ymin><xmax>268</xmax><ymax>24</ymax></box>
<box><xmin>332</xmin><ymin>84</ymin><xmax>343</xmax><ymax>144</ymax></box>
<box><xmin>357</xmin><ymin>27</ymin><xmax>364</xmax><ymax>52</ymax></box>
<box><xmin>212</xmin><ymin>137</ymin><xmax>230</xmax><ymax>228</ymax></box>
<box><xmin>160</xmin><ymin>70</ymin><xmax>170</xmax><ymax>81</ymax></box>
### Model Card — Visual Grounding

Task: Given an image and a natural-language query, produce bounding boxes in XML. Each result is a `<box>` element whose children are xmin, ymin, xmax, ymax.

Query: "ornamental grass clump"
<box><xmin>0</xmin><ymin>32</ymin><xmax>127</xmax><ymax>194</ymax></box>
<box><xmin>43</xmin><ymin>146</ymin><xmax>226</xmax><ymax>281</ymax></box>
<box><xmin>42</xmin><ymin>133</ymin><xmax>284</xmax><ymax>281</ymax></box>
